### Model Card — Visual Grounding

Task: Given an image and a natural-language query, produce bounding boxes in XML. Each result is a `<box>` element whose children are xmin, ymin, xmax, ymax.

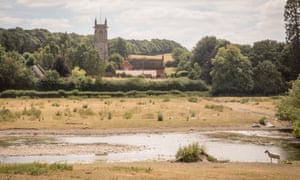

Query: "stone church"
<box><xmin>93</xmin><ymin>18</ymin><xmax>109</xmax><ymax>62</ymax></box>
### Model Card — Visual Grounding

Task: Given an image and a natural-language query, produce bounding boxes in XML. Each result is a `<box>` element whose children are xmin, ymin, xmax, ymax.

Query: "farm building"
<box><xmin>116</xmin><ymin>55</ymin><xmax>165</xmax><ymax>78</ymax></box>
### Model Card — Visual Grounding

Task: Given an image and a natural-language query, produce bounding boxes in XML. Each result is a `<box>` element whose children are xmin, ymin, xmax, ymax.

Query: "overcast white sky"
<box><xmin>0</xmin><ymin>0</ymin><xmax>286</xmax><ymax>49</ymax></box>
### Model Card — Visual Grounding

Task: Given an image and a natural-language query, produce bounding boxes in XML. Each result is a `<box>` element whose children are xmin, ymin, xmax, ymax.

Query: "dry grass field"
<box><xmin>1</xmin><ymin>162</ymin><xmax>299</xmax><ymax>180</ymax></box>
<box><xmin>0</xmin><ymin>96</ymin><xmax>283</xmax><ymax>130</ymax></box>
<box><xmin>1</xmin><ymin>96</ymin><xmax>298</xmax><ymax>179</ymax></box>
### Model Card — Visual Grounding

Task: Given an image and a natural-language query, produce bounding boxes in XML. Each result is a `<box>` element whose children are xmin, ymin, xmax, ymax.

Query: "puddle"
<box><xmin>0</xmin><ymin>131</ymin><xmax>299</xmax><ymax>164</ymax></box>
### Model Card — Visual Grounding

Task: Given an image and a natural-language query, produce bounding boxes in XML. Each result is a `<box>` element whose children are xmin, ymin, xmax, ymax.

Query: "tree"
<box><xmin>191</xmin><ymin>37</ymin><xmax>230</xmax><ymax>84</ymax></box>
<box><xmin>284</xmin><ymin>0</ymin><xmax>300</xmax><ymax>78</ymax></box>
<box><xmin>52</xmin><ymin>56</ymin><xmax>70</xmax><ymax>77</ymax></box>
<box><xmin>109</xmin><ymin>52</ymin><xmax>124</xmax><ymax>68</ymax></box>
<box><xmin>252</xmin><ymin>60</ymin><xmax>285</xmax><ymax>95</ymax></box>
<box><xmin>188</xmin><ymin>63</ymin><xmax>202</xmax><ymax>80</ymax></box>
<box><xmin>277</xmin><ymin>75</ymin><xmax>300</xmax><ymax>136</ymax></box>
<box><xmin>68</xmin><ymin>44</ymin><xmax>104</xmax><ymax>76</ymax></box>
<box><xmin>211</xmin><ymin>45</ymin><xmax>253</xmax><ymax>95</ymax></box>
<box><xmin>0</xmin><ymin>45</ymin><xmax>35</xmax><ymax>90</ymax></box>
<box><xmin>109</xmin><ymin>37</ymin><xmax>128</xmax><ymax>57</ymax></box>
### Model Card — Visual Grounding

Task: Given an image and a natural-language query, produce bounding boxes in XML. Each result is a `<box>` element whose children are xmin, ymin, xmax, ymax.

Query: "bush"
<box><xmin>175</xmin><ymin>143</ymin><xmax>216</xmax><ymax>163</ymax></box>
<box><xmin>176</xmin><ymin>143</ymin><xmax>202</xmax><ymax>162</ymax></box>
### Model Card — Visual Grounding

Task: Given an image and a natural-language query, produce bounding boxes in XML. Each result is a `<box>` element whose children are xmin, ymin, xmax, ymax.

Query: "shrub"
<box><xmin>175</xmin><ymin>143</ymin><xmax>216</xmax><ymax>163</ymax></box>
<box><xmin>176</xmin><ymin>143</ymin><xmax>202</xmax><ymax>162</ymax></box>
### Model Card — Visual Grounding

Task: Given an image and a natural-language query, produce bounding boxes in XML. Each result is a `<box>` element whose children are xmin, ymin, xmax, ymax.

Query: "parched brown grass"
<box><xmin>1</xmin><ymin>162</ymin><xmax>299</xmax><ymax>180</ymax></box>
<box><xmin>0</xmin><ymin>96</ymin><xmax>282</xmax><ymax>130</ymax></box>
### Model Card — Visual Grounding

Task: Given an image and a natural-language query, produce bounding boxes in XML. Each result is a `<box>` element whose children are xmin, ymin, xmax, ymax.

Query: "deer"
<box><xmin>264</xmin><ymin>150</ymin><xmax>280</xmax><ymax>163</ymax></box>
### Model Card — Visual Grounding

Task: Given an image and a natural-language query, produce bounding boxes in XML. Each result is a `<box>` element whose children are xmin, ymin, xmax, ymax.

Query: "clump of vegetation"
<box><xmin>108</xmin><ymin>112</ymin><xmax>112</xmax><ymax>120</ymax></box>
<box><xmin>123</xmin><ymin>111</ymin><xmax>133</xmax><ymax>119</ymax></box>
<box><xmin>277</xmin><ymin>75</ymin><xmax>300</xmax><ymax>136</ymax></box>
<box><xmin>205</xmin><ymin>104</ymin><xmax>224</xmax><ymax>112</ymax></box>
<box><xmin>176</xmin><ymin>143</ymin><xmax>216</xmax><ymax>163</ymax></box>
<box><xmin>0</xmin><ymin>108</ymin><xmax>18</xmax><ymax>122</ymax></box>
<box><xmin>0</xmin><ymin>163</ymin><xmax>72</xmax><ymax>175</ymax></box>
<box><xmin>110</xmin><ymin>166</ymin><xmax>152</xmax><ymax>173</ymax></box>
<box><xmin>176</xmin><ymin>143</ymin><xmax>202</xmax><ymax>162</ymax></box>
<box><xmin>188</xmin><ymin>97</ymin><xmax>198</xmax><ymax>103</ymax></box>
<box><xmin>22</xmin><ymin>106</ymin><xmax>42</xmax><ymax>119</ymax></box>
<box><xmin>190</xmin><ymin>111</ymin><xmax>196</xmax><ymax>118</ymax></box>
<box><xmin>78</xmin><ymin>108</ymin><xmax>94</xmax><ymax>116</ymax></box>
<box><xmin>51</xmin><ymin>102</ymin><xmax>60</xmax><ymax>107</ymax></box>
<box><xmin>258</xmin><ymin>117</ymin><xmax>267</xmax><ymax>125</ymax></box>
<box><xmin>157</xmin><ymin>112</ymin><xmax>164</xmax><ymax>121</ymax></box>
<box><xmin>82</xmin><ymin>104</ymin><xmax>88</xmax><ymax>109</ymax></box>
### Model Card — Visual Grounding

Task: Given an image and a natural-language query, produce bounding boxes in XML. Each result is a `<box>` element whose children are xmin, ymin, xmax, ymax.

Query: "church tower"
<box><xmin>94</xmin><ymin>18</ymin><xmax>108</xmax><ymax>62</ymax></box>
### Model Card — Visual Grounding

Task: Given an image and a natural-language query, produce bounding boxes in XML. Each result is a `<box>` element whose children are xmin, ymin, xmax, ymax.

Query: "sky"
<box><xmin>0</xmin><ymin>0</ymin><xmax>286</xmax><ymax>50</ymax></box>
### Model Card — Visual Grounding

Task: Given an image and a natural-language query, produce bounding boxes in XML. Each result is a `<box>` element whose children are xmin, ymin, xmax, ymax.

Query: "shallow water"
<box><xmin>0</xmin><ymin>131</ymin><xmax>299</xmax><ymax>164</ymax></box>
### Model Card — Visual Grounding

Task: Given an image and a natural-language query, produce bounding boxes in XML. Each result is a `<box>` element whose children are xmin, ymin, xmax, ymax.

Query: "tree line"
<box><xmin>171</xmin><ymin>37</ymin><xmax>294</xmax><ymax>95</ymax></box>
<box><xmin>0</xmin><ymin>27</ymin><xmax>183</xmax><ymax>91</ymax></box>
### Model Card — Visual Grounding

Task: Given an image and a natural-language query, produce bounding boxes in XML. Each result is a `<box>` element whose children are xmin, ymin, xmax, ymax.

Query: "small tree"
<box><xmin>211</xmin><ymin>45</ymin><xmax>253</xmax><ymax>95</ymax></box>
<box><xmin>109</xmin><ymin>52</ymin><xmax>124</xmax><ymax>69</ymax></box>
<box><xmin>277</xmin><ymin>75</ymin><xmax>300</xmax><ymax>136</ymax></box>
<box><xmin>52</xmin><ymin>56</ymin><xmax>70</xmax><ymax>77</ymax></box>
<box><xmin>252</xmin><ymin>60</ymin><xmax>285</xmax><ymax>95</ymax></box>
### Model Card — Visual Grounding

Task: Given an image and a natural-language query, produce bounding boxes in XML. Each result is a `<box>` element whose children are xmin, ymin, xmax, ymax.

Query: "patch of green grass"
<box><xmin>110</xmin><ymin>166</ymin><xmax>152</xmax><ymax>173</ymax></box>
<box><xmin>0</xmin><ymin>163</ymin><xmax>72</xmax><ymax>176</ymax></box>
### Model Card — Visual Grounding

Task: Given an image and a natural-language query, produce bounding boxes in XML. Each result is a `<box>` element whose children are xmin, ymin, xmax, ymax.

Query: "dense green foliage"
<box><xmin>211</xmin><ymin>45</ymin><xmax>253</xmax><ymax>95</ymax></box>
<box><xmin>277</xmin><ymin>75</ymin><xmax>300</xmax><ymax>136</ymax></box>
<box><xmin>0</xmin><ymin>45</ymin><xmax>35</xmax><ymax>91</ymax></box>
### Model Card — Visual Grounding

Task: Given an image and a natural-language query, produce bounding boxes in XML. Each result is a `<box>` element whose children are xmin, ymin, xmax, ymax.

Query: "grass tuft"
<box><xmin>0</xmin><ymin>163</ymin><xmax>72</xmax><ymax>175</ymax></box>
